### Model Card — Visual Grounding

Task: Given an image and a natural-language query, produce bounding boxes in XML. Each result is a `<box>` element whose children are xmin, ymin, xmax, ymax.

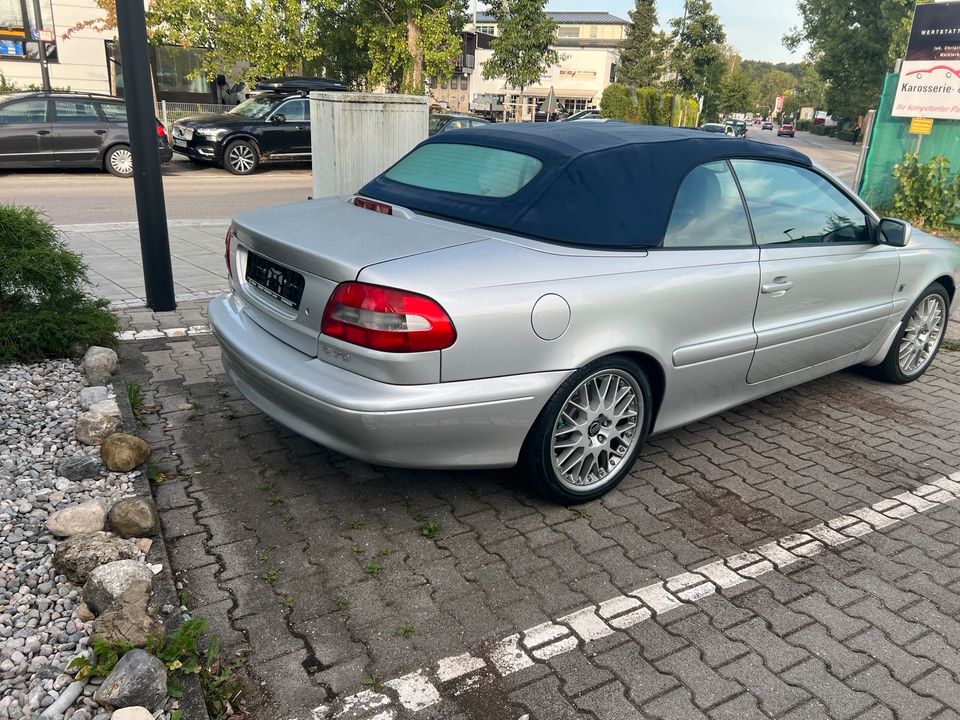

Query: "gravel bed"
<box><xmin>0</xmin><ymin>360</ymin><xmax>140</xmax><ymax>720</ymax></box>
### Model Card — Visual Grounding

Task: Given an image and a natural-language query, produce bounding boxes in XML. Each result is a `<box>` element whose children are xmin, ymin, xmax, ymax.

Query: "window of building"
<box><xmin>155</xmin><ymin>45</ymin><xmax>208</xmax><ymax>94</ymax></box>
<box><xmin>476</xmin><ymin>24</ymin><xmax>495</xmax><ymax>34</ymax></box>
<box><xmin>0</xmin><ymin>0</ymin><xmax>56</xmax><ymax>61</ymax></box>
<box><xmin>565</xmin><ymin>98</ymin><xmax>588</xmax><ymax>112</ymax></box>
<box><xmin>557</xmin><ymin>26</ymin><xmax>580</xmax><ymax>38</ymax></box>
<box><xmin>459</xmin><ymin>75</ymin><xmax>468</xmax><ymax>90</ymax></box>
<box><xmin>589</xmin><ymin>25</ymin><xmax>598</xmax><ymax>38</ymax></box>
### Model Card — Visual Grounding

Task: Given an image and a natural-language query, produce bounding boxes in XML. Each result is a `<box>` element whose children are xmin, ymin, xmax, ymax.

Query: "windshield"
<box><xmin>228</xmin><ymin>97</ymin><xmax>279</xmax><ymax>119</ymax></box>
<box><xmin>429</xmin><ymin>116</ymin><xmax>449</xmax><ymax>134</ymax></box>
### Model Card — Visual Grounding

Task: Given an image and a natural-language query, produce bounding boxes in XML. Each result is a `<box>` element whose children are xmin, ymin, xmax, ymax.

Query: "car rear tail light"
<box><xmin>352</xmin><ymin>197</ymin><xmax>393</xmax><ymax>215</ymax></box>
<box><xmin>156</xmin><ymin>123</ymin><xmax>167</xmax><ymax>139</ymax></box>
<box><xmin>225</xmin><ymin>226</ymin><xmax>233</xmax><ymax>277</ymax></box>
<box><xmin>321</xmin><ymin>282</ymin><xmax>456</xmax><ymax>353</ymax></box>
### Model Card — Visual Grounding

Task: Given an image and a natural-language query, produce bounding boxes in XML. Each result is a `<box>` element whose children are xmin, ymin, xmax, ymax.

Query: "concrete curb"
<box><xmin>112</xmin><ymin>373</ymin><xmax>211</xmax><ymax>720</ymax></box>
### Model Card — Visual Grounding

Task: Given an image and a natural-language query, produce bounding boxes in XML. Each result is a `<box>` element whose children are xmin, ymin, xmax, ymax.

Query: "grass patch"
<box><xmin>262</xmin><ymin>568</ymin><xmax>281</xmax><ymax>585</ymax></box>
<box><xmin>364</xmin><ymin>562</ymin><xmax>381</xmax><ymax>576</ymax></box>
<box><xmin>348</xmin><ymin>519</ymin><xmax>364</xmax><ymax>529</ymax></box>
<box><xmin>126</xmin><ymin>379</ymin><xmax>143</xmax><ymax>413</ymax></box>
<box><xmin>419</xmin><ymin>521</ymin><xmax>441</xmax><ymax>539</ymax></box>
<box><xmin>942</xmin><ymin>341</ymin><xmax>960</xmax><ymax>352</ymax></box>
<box><xmin>396</xmin><ymin>623</ymin><xmax>415</xmax><ymax>637</ymax></box>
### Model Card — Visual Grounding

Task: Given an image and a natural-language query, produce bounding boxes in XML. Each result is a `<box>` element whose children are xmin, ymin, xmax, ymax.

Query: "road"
<box><xmin>0</xmin><ymin>157</ymin><xmax>312</xmax><ymax>225</ymax></box>
<box><xmin>746</xmin><ymin>125</ymin><xmax>861</xmax><ymax>187</ymax></box>
<box><xmin>1</xmin><ymin>128</ymin><xmax>863</xmax><ymax>226</ymax></box>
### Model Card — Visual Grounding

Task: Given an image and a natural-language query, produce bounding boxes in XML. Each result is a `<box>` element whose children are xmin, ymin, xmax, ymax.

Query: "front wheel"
<box><xmin>104</xmin><ymin>145</ymin><xmax>134</xmax><ymax>177</ymax></box>
<box><xmin>521</xmin><ymin>356</ymin><xmax>652</xmax><ymax>503</ymax></box>
<box><xmin>224</xmin><ymin>140</ymin><xmax>259</xmax><ymax>175</ymax></box>
<box><xmin>870</xmin><ymin>282</ymin><xmax>949</xmax><ymax>384</ymax></box>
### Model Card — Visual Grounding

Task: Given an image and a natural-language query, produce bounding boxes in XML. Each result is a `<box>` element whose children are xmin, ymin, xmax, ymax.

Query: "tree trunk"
<box><xmin>406</xmin><ymin>13</ymin><xmax>423</xmax><ymax>93</ymax></box>
<box><xmin>517</xmin><ymin>86</ymin><xmax>524</xmax><ymax>122</ymax></box>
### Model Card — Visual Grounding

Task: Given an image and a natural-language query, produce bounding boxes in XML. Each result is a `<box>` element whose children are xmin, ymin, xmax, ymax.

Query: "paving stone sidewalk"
<box><xmin>115</xmin><ymin>299</ymin><xmax>960</xmax><ymax>720</ymax></box>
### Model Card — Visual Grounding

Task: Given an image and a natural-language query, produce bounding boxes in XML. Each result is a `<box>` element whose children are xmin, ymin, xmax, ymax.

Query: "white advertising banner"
<box><xmin>893</xmin><ymin>1</ymin><xmax>960</xmax><ymax>119</ymax></box>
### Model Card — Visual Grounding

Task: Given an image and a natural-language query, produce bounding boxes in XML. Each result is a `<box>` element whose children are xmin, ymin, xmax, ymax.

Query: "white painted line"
<box><xmin>384</xmin><ymin>671</ymin><xmax>441</xmax><ymax>712</ymax></box>
<box><xmin>117</xmin><ymin>324</ymin><xmax>213</xmax><ymax>342</ymax></box>
<box><xmin>303</xmin><ymin>476</ymin><xmax>960</xmax><ymax>719</ymax></box>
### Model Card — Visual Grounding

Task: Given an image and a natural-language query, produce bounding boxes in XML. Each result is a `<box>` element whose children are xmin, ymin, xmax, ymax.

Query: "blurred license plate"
<box><xmin>173</xmin><ymin>138</ymin><xmax>187</xmax><ymax>148</ymax></box>
<box><xmin>245</xmin><ymin>252</ymin><xmax>305</xmax><ymax>310</ymax></box>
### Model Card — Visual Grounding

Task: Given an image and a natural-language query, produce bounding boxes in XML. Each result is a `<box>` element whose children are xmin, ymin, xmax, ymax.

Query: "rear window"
<box><xmin>384</xmin><ymin>143</ymin><xmax>543</xmax><ymax>198</ymax></box>
<box><xmin>99</xmin><ymin>103</ymin><xmax>127</xmax><ymax>122</ymax></box>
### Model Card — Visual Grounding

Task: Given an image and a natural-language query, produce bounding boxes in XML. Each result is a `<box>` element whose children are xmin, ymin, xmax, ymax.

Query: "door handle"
<box><xmin>35</xmin><ymin>129</ymin><xmax>50</xmax><ymax>135</ymax></box>
<box><xmin>93</xmin><ymin>129</ymin><xmax>107</xmax><ymax>135</ymax></box>
<box><xmin>295</xmin><ymin>125</ymin><xmax>308</xmax><ymax>130</ymax></box>
<box><xmin>761</xmin><ymin>278</ymin><xmax>794</xmax><ymax>295</ymax></box>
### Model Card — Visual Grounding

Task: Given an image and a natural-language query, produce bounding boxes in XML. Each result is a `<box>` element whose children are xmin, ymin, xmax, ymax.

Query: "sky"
<box><xmin>540</xmin><ymin>0</ymin><xmax>808</xmax><ymax>63</ymax></box>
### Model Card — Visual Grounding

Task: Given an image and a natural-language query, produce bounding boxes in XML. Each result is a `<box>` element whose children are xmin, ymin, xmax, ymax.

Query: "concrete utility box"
<box><xmin>310</xmin><ymin>92</ymin><xmax>429</xmax><ymax>198</ymax></box>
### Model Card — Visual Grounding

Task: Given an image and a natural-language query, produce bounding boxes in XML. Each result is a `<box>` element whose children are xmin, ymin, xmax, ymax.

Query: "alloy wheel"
<box><xmin>550</xmin><ymin>369</ymin><xmax>641</xmax><ymax>492</ymax></box>
<box><xmin>110</xmin><ymin>148</ymin><xmax>133</xmax><ymax>176</ymax></box>
<box><xmin>899</xmin><ymin>294</ymin><xmax>945</xmax><ymax>375</ymax></box>
<box><xmin>229</xmin><ymin>144</ymin><xmax>255</xmax><ymax>173</ymax></box>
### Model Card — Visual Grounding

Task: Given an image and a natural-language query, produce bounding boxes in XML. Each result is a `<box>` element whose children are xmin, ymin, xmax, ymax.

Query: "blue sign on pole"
<box><xmin>0</xmin><ymin>40</ymin><xmax>24</xmax><ymax>56</ymax></box>
<box><xmin>30</xmin><ymin>29</ymin><xmax>38</xmax><ymax>40</ymax></box>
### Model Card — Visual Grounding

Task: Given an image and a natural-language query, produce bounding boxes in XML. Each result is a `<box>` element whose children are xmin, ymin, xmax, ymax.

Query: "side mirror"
<box><xmin>878</xmin><ymin>217</ymin><xmax>912</xmax><ymax>247</ymax></box>
<box><xmin>271</xmin><ymin>114</ymin><xmax>286</xmax><ymax>124</ymax></box>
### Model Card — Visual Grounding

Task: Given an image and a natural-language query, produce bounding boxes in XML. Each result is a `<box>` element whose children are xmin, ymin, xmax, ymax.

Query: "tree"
<box><xmin>481</xmin><ymin>0</ymin><xmax>559</xmax><ymax>121</ymax></box>
<box><xmin>599</xmin><ymin>83</ymin><xmax>633</xmax><ymax>120</ymax></box>
<box><xmin>356</xmin><ymin>0</ymin><xmax>467</xmax><ymax>93</ymax></box>
<box><xmin>718</xmin><ymin>68</ymin><xmax>751</xmax><ymax>114</ymax></box>
<box><xmin>784</xmin><ymin>0</ymin><xmax>917</xmax><ymax>118</ymax></box>
<box><xmin>63</xmin><ymin>0</ymin><xmax>116</xmax><ymax>37</ymax></box>
<box><xmin>618</xmin><ymin>0</ymin><xmax>667</xmax><ymax>87</ymax></box>
<box><xmin>147</xmin><ymin>0</ymin><xmax>326</xmax><ymax>86</ymax></box>
<box><xmin>668</xmin><ymin>0</ymin><xmax>726</xmax><ymax>95</ymax></box>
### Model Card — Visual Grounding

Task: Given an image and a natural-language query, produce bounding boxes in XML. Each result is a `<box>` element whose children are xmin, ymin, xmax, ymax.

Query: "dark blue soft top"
<box><xmin>360</xmin><ymin>122</ymin><xmax>812</xmax><ymax>248</ymax></box>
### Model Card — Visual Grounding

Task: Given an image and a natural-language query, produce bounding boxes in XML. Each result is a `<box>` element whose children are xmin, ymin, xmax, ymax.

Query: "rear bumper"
<box><xmin>208</xmin><ymin>294</ymin><xmax>568</xmax><ymax>468</ymax></box>
<box><xmin>159</xmin><ymin>146</ymin><xmax>173</xmax><ymax>164</ymax></box>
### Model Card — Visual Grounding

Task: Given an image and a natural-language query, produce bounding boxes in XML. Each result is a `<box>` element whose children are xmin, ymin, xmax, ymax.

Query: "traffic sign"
<box><xmin>38</xmin><ymin>28</ymin><xmax>54</xmax><ymax>42</ymax></box>
<box><xmin>909</xmin><ymin>117</ymin><xmax>934</xmax><ymax>135</ymax></box>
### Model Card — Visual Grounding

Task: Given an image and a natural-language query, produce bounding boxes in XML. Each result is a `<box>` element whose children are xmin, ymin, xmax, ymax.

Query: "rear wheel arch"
<box><xmin>614</xmin><ymin>351</ymin><xmax>666</xmax><ymax>428</ymax></box>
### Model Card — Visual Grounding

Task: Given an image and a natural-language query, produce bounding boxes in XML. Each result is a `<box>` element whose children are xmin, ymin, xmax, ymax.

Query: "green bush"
<box><xmin>634</xmin><ymin>87</ymin><xmax>663</xmax><ymax>125</ymax></box>
<box><xmin>600</xmin><ymin>83</ymin><xmax>634</xmax><ymax>121</ymax></box>
<box><xmin>0</xmin><ymin>205</ymin><xmax>117</xmax><ymax>362</ymax></box>
<box><xmin>0</xmin><ymin>72</ymin><xmax>17</xmax><ymax>93</ymax></box>
<box><xmin>891</xmin><ymin>153</ymin><xmax>960</xmax><ymax>231</ymax></box>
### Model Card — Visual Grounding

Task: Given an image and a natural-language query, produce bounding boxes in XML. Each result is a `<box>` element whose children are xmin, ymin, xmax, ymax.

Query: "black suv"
<box><xmin>172</xmin><ymin>79</ymin><xmax>347</xmax><ymax>174</ymax></box>
<box><xmin>0</xmin><ymin>91</ymin><xmax>172</xmax><ymax>177</ymax></box>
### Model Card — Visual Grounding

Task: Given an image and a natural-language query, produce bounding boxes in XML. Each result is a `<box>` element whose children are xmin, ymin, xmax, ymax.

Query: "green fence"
<box><xmin>858</xmin><ymin>73</ymin><xmax>960</xmax><ymax>221</ymax></box>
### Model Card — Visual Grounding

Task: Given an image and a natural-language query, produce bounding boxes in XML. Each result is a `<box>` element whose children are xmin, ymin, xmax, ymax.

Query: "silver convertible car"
<box><xmin>209</xmin><ymin>124</ymin><xmax>960</xmax><ymax>502</ymax></box>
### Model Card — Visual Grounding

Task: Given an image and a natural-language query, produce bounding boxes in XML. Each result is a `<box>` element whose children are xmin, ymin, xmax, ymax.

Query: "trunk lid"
<box><xmin>230</xmin><ymin>197</ymin><xmax>484</xmax><ymax>358</ymax></box>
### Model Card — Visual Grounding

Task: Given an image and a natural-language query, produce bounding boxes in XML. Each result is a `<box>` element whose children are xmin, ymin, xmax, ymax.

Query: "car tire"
<box><xmin>869</xmin><ymin>282</ymin><xmax>950</xmax><ymax>384</ymax></box>
<box><xmin>224</xmin><ymin>139</ymin><xmax>259</xmax><ymax>175</ymax></box>
<box><xmin>104</xmin><ymin>144</ymin><xmax>134</xmax><ymax>178</ymax></box>
<box><xmin>520</xmin><ymin>356</ymin><xmax>652</xmax><ymax>504</ymax></box>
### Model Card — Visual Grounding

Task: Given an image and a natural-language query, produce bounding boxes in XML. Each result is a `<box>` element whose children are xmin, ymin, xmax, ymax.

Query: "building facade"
<box><xmin>0</xmin><ymin>0</ymin><xmax>215</xmax><ymax>102</ymax></box>
<box><xmin>462</xmin><ymin>11</ymin><xmax>628</xmax><ymax>118</ymax></box>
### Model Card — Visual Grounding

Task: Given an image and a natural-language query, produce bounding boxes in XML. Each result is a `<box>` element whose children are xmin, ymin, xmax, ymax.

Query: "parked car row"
<box><xmin>0</xmin><ymin>91</ymin><xmax>171</xmax><ymax>177</ymax></box>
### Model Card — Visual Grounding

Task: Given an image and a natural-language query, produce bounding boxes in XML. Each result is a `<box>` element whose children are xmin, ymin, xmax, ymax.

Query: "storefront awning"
<box><xmin>522</xmin><ymin>87</ymin><xmax>598</xmax><ymax>99</ymax></box>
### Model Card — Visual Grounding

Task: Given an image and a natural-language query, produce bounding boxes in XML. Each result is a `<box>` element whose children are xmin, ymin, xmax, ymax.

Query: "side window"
<box><xmin>98</xmin><ymin>103</ymin><xmax>128</xmax><ymax>122</ymax></box>
<box><xmin>54</xmin><ymin>100</ymin><xmax>99</xmax><ymax>122</ymax></box>
<box><xmin>0</xmin><ymin>100</ymin><xmax>48</xmax><ymax>124</ymax></box>
<box><xmin>277</xmin><ymin>99</ymin><xmax>308</xmax><ymax>122</ymax></box>
<box><xmin>662</xmin><ymin>161</ymin><xmax>753</xmax><ymax>247</ymax></box>
<box><xmin>732</xmin><ymin>159</ymin><xmax>869</xmax><ymax>246</ymax></box>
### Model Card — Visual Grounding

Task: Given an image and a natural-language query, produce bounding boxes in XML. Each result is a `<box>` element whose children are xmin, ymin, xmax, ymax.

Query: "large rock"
<box><xmin>82</xmin><ymin>559</ymin><xmax>154</xmax><ymax>614</ymax></box>
<box><xmin>45</xmin><ymin>499</ymin><xmax>107</xmax><ymax>538</ymax></box>
<box><xmin>52</xmin><ymin>532</ymin><xmax>139</xmax><ymax>584</ymax></box>
<box><xmin>94</xmin><ymin>648</ymin><xmax>167</xmax><ymax>710</ymax></box>
<box><xmin>81</xmin><ymin>346</ymin><xmax>119</xmax><ymax>386</ymax></box>
<box><xmin>111</xmin><ymin>708</ymin><xmax>154</xmax><ymax>720</ymax></box>
<box><xmin>76</xmin><ymin>412</ymin><xmax>121</xmax><ymax>446</ymax></box>
<box><xmin>108</xmin><ymin>498</ymin><xmax>159</xmax><ymax>538</ymax></box>
<box><xmin>57</xmin><ymin>455</ymin><xmax>102</xmax><ymax>482</ymax></box>
<box><xmin>89</xmin><ymin>399</ymin><xmax>121</xmax><ymax>418</ymax></box>
<box><xmin>93</xmin><ymin>584</ymin><xmax>164</xmax><ymax>649</ymax></box>
<box><xmin>100</xmin><ymin>434</ymin><xmax>150</xmax><ymax>473</ymax></box>
<box><xmin>78</xmin><ymin>386</ymin><xmax>111</xmax><ymax>411</ymax></box>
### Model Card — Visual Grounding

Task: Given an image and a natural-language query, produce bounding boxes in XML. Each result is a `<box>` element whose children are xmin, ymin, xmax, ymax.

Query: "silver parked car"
<box><xmin>209</xmin><ymin>124</ymin><xmax>960</xmax><ymax>502</ymax></box>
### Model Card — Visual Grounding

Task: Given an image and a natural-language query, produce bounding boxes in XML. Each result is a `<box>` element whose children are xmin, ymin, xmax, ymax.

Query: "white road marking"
<box><xmin>117</xmin><ymin>324</ymin><xmax>213</xmax><ymax>341</ymax></box>
<box><xmin>298</xmin><ymin>472</ymin><xmax>960</xmax><ymax>719</ymax></box>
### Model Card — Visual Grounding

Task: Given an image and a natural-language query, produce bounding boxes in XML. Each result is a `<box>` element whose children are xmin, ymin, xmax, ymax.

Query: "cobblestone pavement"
<box><xmin>117</xmin><ymin>300</ymin><xmax>960</xmax><ymax>720</ymax></box>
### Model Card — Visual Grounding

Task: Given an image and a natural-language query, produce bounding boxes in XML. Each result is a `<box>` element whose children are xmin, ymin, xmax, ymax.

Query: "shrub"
<box><xmin>0</xmin><ymin>72</ymin><xmax>17</xmax><ymax>93</ymax></box>
<box><xmin>635</xmin><ymin>87</ymin><xmax>663</xmax><ymax>125</ymax></box>
<box><xmin>600</xmin><ymin>83</ymin><xmax>634</xmax><ymax>121</ymax></box>
<box><xmin>891</xmin><ymin>153</ymin><xmax>960</xmax><ymax>231</ymax></box>
<box><xmin>0</xmin><ymin>205</ymin><xmax>117</xmax><ymax>362</ymax></box>
<box><xmin>796</xmin><ymin>119</ymin><xmax>812</xmax><ymax>131</ymax></box>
